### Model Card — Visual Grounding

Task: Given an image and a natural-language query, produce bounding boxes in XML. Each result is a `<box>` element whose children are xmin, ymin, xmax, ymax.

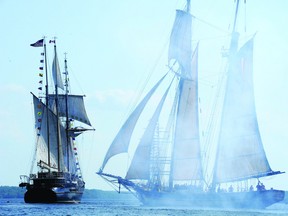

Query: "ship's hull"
<box><xmin>24</xmin><ymin>186</ymin><xmax>84</xmax><ymax>203</ymax></box>
<box><xmin>135</xmin><ymin>189</ymin><xmax>285</xmax><ymax>209</ymax></box>
<box><xmin>21</xmin><ymin>172</ymin><xmax>85</xmax><ymax>203</ymax></box>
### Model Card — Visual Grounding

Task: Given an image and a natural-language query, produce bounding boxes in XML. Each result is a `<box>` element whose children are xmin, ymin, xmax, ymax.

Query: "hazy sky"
<box><xmin>1</xmin><ymin>0</ymin><xmax>288</xmax><ymax>191</ymax></box>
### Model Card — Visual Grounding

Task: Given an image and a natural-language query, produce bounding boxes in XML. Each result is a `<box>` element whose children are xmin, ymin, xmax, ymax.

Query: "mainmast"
<box><xmin>186</xmin><ymin>0</ymin><xmax>190</xmax><ymax>13</ymax></box>
<box><xmin>53</xmin><ymin>40</ymin><xmax>63</xmax><ymax>172</ymax></box>
<box><xmin>43</xmin><ymin>37</ymin><xmax>51</xmax><ymax>169</ymax></box>
<box><xmin>211</xmin><ymin>0</ymin><xmax>242</xmax><ymax>188</ymax></box>
<box><xmin>229</xmin><ymin>0</ymin><xmax>240</xmax><ymax>55</ymax></box>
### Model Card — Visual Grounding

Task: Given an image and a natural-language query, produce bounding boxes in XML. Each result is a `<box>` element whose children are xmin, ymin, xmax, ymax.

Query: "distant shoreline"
<box><xmin>0</xmin><ymin>186</ymin><xmax>135</xmax><ymax>200</ymax></box>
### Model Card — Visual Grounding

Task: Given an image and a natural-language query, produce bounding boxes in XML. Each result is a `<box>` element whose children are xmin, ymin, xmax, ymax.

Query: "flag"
<box><xmin>30</xmin><ymin>39</ymin><xmax>44</xmax><ymax>47</ymax></box>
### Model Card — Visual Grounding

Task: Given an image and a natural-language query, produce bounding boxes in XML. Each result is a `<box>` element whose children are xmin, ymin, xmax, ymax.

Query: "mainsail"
<box><xmin>171</xmin><ymin>45</ymin><xmax>202</xmax><ymax>181</ymax></box>
<box><xmin>213</xmin><ymin>38</ymin><xmax>274</xmax><ymax>184</ymax></box>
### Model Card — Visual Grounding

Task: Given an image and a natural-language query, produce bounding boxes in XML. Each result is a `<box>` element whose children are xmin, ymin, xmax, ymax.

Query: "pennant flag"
<box><xmin>30</xmin><ymin>39</ymin><xmax>44</xmax><ymax>47</ymax></box>
<box><xmin>40</xmin><ymin>60</ymin><xmax>44</xmax><ymax>63</ymax></box>
<box><xmin>41</xmin><ymin>52</ymin><xmax>44</xmax><ymax>56</ymax></box>
<box><xmin>39</xmin><ymin>73</ymin><xmax>43</xmax><ymax>77</ymax></box>
<box><xmin>49</xmin><ymin>40</ymin><xmax>56</xmax><ymax>43</ymax></box>
<box><xmin>38</xmin><ymin>87</ymin><xmax>42</xmax><ymax>90</ymax></box>
<box><xmin>39</xmin><ymin>67</ymin><xmax>43</xmax><ymax>70</ymax></box>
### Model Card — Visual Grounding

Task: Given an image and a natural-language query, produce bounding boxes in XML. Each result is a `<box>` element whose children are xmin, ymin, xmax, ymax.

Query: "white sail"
<box><xmin>168</xmin><ymin>9</ymin><xmax>192</xmax><ymax>78</ymax></box>
<box><xmin>52</xmin><ymin>47</ymin><xmax>64</xmax><ymax>90</ymax></box>
<box><xmin>126</xmin><ymin>79</ymin><xmax>174</xmax><ymax>180</ymax></box>
<box><xmin>213</xmin><ymin>38</ymin><xmax>273</xmax><ymax>183</ymax></box>
<box><xmin>49</xmin><ymin>94</ymin><xmax>91</xmax><ymax>126</ymax></box>
<box><xmin>33</xmin><ymin>94</ymin><xmax>68</xmax><ymax>171</ymax></box>
<box><xmin>101</xmin><ymin>74</ymin><xmax>167</xmax><ymax>170</ymax></box>
<box><xmin>172</xmin><ymin>44</ymin><xmax>202</xmax><ymax>181</ymax></box>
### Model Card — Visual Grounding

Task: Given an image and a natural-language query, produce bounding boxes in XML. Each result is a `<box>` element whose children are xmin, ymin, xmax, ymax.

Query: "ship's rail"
<box><xmin>37</xmin><ymin>171</ymin><xmax>65</xmax><ymax>179</ymax></box>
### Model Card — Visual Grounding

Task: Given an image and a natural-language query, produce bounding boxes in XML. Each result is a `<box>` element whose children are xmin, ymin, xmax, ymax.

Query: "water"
<box><xmin>1</xmin><ymin>198</ymin><xmax>288</xmax><ymax>216</ymax></box>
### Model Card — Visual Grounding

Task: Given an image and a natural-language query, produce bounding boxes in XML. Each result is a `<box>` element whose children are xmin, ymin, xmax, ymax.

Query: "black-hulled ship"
<box><xmin>19</xmin><ymin>38</ymin><xmax>93</xmax><ymax>203</ymax></box>
<box><xmin>97</xmin><ymin>0</ymin><xmax>285</xmax><ymax>209</ymax></box>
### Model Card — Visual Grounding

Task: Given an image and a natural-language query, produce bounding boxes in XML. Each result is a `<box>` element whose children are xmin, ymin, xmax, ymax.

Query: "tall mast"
<box><xmin>64</xmin><ymin>53</ymin><xmax>70</xmax><ymax>172</ymax></box>
<box><xmin>229</xmin><ymin>0</ymin><xmax>240</xmax><ymax>55</ymax></box>
<box><xmin>211</xmin><ymin>0</ymin><xmax>241</xmax><ymax>189</ymax></box>
<box><xmin>43</xmin><ymin>37</ymin><xmax>51</xmax><ymax>169</ymax></box>
<box><xmin>168</xmin><ymin>0</ymin><xmax>192</xmax><ymax>190</ymax></box>
<box><xmin>186</xmin><ymin>0</ymin><xmax>190</xmax><ymax>13</ymax></box>
<box><xmin>53</xmin><ymin>40</ymin><xmax>62</xmax><ymax>172</ymax></box>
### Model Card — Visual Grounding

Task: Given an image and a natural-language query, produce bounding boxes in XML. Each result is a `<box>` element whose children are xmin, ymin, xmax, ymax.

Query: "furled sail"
<box><xmin>48</xmin><ymin>94</ymin><xmax>91</xmax><ymax>126</ymax></box>
<box><xmin>168</xmin><ymin>9</ymin><xmax>192</xmax><ymax>79</ymax></box>
<box><xmin>33</xmin><ymin>94</ymin><xmax>67</xmax><ymax>171</ymax></box>
<box><xmin>126</xmin><ymin>79</ymin><xmax>175</xmax><ymax>180</ymax></box>
<box><xmin>100</xmin><ymin>74</ymin><xmax>168</xmax><ymax>170</ymax></box>
<box><xmin>213</xmin><ymin>38</ymin><xmax>273</xmax><ymax>183</ymax></box>
<box><xmin>171</xmin><ymin>44</ymin><xmax>202</xmax><ymax>181</ymax></box>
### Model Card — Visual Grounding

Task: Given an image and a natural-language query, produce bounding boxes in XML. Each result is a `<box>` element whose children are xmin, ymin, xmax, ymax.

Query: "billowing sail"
<box><xmin>100</xmin><ymin>74</ymin><xmax>167</xmax><ymax>170</ymax></box>
<box><xmin>33</xmin><ymin>94</ymin><xmax>67</xmax><ymax>171</ymax></box>
<box><xmin>168</xmin><ymin>9</ymin><xmax>192</xmax><ymax>78</ymax></box>
<box><xmin>52</xmin><ymin>48</ymin><xmax>64</xmax><ymax>90</ymax></box>
<box><xmin>213</xmin><ymin>38</ymin><xmax>273</xmax><ymax>183</ymax></box>
<box><xmin>172</xmin><ymin>45</ymin><xmax>202</xmax><ymax>180</ymax></box>
<box><xmin>49</xmin><ymin>94</ymin><xmax>91</xmax><ymax>126</ymax></box>
<box><xmin>126</xmin><ymin>79</ymin><xmax>174</xmax><ymax>180</ymax></box>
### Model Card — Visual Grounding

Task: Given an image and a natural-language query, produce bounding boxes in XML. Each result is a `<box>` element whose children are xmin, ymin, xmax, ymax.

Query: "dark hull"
<box><xmin>20</xmin><ymin>172</ymin><xmax>85</xmax><ymax>203</ymax></box>
<box><xmin>136</xmin><ymin>189</ymin><xmax>285</xmax><ymax>209</ymax></box>
<box><xmin>24</xmin><ymin>186</ymin><xmax>84</xmax><ymax>203</ymax></box>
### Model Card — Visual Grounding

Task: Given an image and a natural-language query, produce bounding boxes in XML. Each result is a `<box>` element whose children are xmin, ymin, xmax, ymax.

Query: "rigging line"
<box><xmin>124</xmin><ymin>35</ymin><xmax>170</xmax><ymax>121</ymax></box>
<box><xmin>193</xmin><ymin>16</ymin><xmax>229</xmax><ymax>34</ymax></box>
<box><xmin>66</xmin><ymin>65</ymin><xmax>85</xmax><ymax>95</ymax></box>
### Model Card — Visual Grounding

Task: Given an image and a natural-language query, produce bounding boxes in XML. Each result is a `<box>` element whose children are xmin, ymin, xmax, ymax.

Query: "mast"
<box><xmin>229</xmin><ymin>0</ymin><xmax>240</xmax><ymax>55</ymax></box>
<box><xmin>53</xmin><ymin>40</ymin><xmax>62</xmax><ymax>172</ymax></box>
<box><xmin>186</xmin><ymin>0</ymin><xmax>190</xmax><ymax>13</ymax></box>
<box><xmin>43</xmin><ymin>37</ymin><xmax>51</xmax><ymax>169</ymax></box>
<box><xmin>168</xmin><ymin>0</ymin><xmax>193</xmax><ymax>190</ymax></box>
<box><xmin>64</xmin><ymin>53</ymin><xmax>70</xmax><ymax>172</ymax></box>
<box><xmin>211</xmin><ymin>0</ymin><xmax>241</xmax><ymax>188</ymax></box>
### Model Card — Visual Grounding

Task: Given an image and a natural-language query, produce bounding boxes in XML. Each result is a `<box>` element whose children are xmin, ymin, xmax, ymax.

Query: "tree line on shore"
<box><xmin>0</xmin><ymin>186</ymin><xmax>134</xmax><ymax>200</ymax></box>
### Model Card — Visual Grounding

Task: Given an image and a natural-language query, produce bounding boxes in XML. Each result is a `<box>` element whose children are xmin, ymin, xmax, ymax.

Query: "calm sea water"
<box><xmin>1</xmin><ymin>198</ymin><xmax>288</xmax><ymax>216</ymax></box>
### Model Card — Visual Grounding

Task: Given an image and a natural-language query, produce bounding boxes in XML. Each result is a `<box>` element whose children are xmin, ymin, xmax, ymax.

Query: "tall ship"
<box><xmin>19</xmin><ymin>38</ymin><xmax>93</xmax><ymax>203</ymax></box>
<box><xmin>97</xmin><ymin>0</ymin><xmax>285</xmax><ymax>209</ymax></box>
